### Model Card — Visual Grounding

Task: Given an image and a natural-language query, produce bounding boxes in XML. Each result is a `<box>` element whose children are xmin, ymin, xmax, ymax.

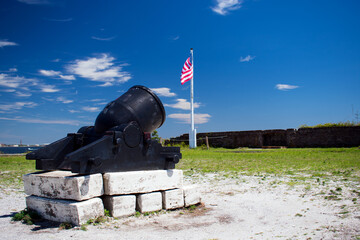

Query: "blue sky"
<box><xmin>1</xmin><ymin>0</ymin><xmax>359</xmax><ymax>145</ymax></box>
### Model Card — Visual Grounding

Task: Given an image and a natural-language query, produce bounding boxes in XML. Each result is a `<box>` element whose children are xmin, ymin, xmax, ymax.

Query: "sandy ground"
<box><xmin>1</xmin><ymin>173</ymin><xmax>359</xmax><ymax>240</ymax></box>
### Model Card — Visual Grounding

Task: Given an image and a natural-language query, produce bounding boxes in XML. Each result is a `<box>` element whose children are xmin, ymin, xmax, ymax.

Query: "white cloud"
<box><xmin>9</xmin><ymin>68</ymin><xmax>18</xmax><ymax>72</ymax></box>
<box><xmin>15</xmin><ymin>92</ymin><xmax>32</xmax><ymax>97</ymax></box>
<box><xmin>59</xmin><ymin>75</ymin><xmax>75</xmax><ymax>80</ymax></box>
<box><xmin>40</xmin><ymin>70</ymin><xmax>75</xmax><ymax>81</ymax></box>
<box><xmin>0</xmin><ymin>72</ymin><xmax>62</xmax><ymax>95</ymax></box>
<box><xmin>0</xmin><ymin>102</ymin><xmax>37</xmax><ymax>111</ymax></box>
<box><xmin>69</xmin><ymin>109</ymin><xmax>80</xmax><ymax>113</ymax></box>
<box><xmin>56</xmin><ymin>96</ymin><xmax>73</xmax><ymax>104</ymax></box>
<box><xmin>151</xmin><ymin>88</ymin><xmax>176</xmax><ymax>97</ymax></box>
<box><xmin>164</xmin><ymin>99</ymin><xmax>200</xmax><ymax>110</ymax></box>
<box><xmin>94</xmin><ymin>102</ymin><xmax>108</xmax><ymax>106</ymax></box>
<box><xmin>82</xmin><ymin>106</ymin><xmax>100</xmax><ymax>112</ymax></box>
<box><xmin>240</xmin><ymin>55</ymin><xmax>255</xmax><ymax>62</ymax></box>
<box><xmin>0</xmin><ymin>73</ymin><xmax>38</xmax><ymax>89</ymax></box>
<box><xmin>0</xmin><ymin>74</ymin><xmax>22</xmax><ymax>88</ymax></box>
<box><xmin>0</xmin><ymin>40</ymin><xmax>18</xmax><ymax>48</ymax></box>
<box><xmin>168</xmin><ymin>113</ymin><xmax>211</xmax><ymax>124</ymax></box>
<box><xmin>88</xmin><ymin>98</ymin><xmax>106</xmax><ymax>102</ymax></box>
<box><xmin>91</xmin><ymin>36</ymin><xmax>116</xmax><ymax>41</ymax></box>
<box><xmin>40</xmin><ymin>85</ymin><xmax>59</xmax><ymax>93</ymax></box>
<box><xmin>98</xmin><ymin>82</ymin><xmax>113</xmax><ymax>87</ymax></box>
<box><xmin>211</xmin><ymin>0</ymin><xmax>243</xmax><ymax>15</ymax></box>
<box><xmin>0</xmin><ymin>89</ymin><xmax>16</xmax><ymax>93</ymax></box>
<box><xmin>0</xmin><ymin>117</ymin><xmax>80</xmax><ymax>126</ymax></box>
<box><xmin>275</xmin><ymin>84</ymin><xmax>299</xmax><ymax>91</ymax></box>
<box><xmin>67</xmin><ymin>54</ymin><xmax>131</xmax><ymax>84</ymax></box>
<box><xmin>39</xmin><ymin>69</ymin><xmax>61</xmax><ymax>76</ymax></box>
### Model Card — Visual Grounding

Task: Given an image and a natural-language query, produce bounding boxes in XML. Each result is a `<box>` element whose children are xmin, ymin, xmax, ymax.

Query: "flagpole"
<box><xmin>190</xmin><ymin>48</ymin><xmax>197</xmax><ymax>148</ymax></box>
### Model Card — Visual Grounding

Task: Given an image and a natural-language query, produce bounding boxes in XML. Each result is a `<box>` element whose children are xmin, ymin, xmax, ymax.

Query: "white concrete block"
<box><xmin>103</xmin><ymin>170</ymin><xmax>183</xmax><ymax>195</ymax></box>
<box><xmin>23</xmin><ymin>171</ymin><xmax>104</xmax><ymax>201</ymax></box>
<box><xmin>26</xmin><ymin>195</ymin><xmax>104</xmax><ymax>226</ymax></box>
<box><xmin>136</xmin><ymin>192</ymin><xmax>162</xmax><ymax>213</ymax></box>
<box><xmin>183</xmin><ymin>185</ymin><xmax>202</xmax><ymax>207</ymax></box>
<box><xmin>162</xmin><ymin>188</ymin><xmax>184</xmax><ymax>210</ymax></box>
<box><xmin>103</xmin><ymin>195</ymin><xmax>136</xmax><ymax>218</ymax></box>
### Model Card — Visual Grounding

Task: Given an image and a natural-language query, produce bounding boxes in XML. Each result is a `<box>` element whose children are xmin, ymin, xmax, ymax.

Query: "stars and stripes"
<box><xmin>180</xmin><ymin>57</ymin><xmax>193</xmax><ymax>85</ymax></box>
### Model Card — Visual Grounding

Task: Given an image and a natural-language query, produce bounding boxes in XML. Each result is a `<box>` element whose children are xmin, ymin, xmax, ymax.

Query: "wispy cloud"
<box><xmin>82</xmin><ymin>106</ymin><xmax>100</xmax><ymax>112</ymax></box>
<box><xmin>170</xmin><ymin>36</ymin><xmax>180</xmax><ymax>41</ymax></box>
<box><xmin>0</xmin><ymin>72</ymin><xmax>61</xmax><ymax>95</ymax></box>
<box><xmin>59</xmin><ymin>74</ymin><xmax>75</xmax><ymax>80</ymax></box>
<box><xmin>18</xmin><ymin>0</ymin><xmax>50</xmax><ymax>5</ymax></box>
<box><xmin>240</xmin><ymin>55</ymin><xmax>255</xmax><ymax>62</ymax></box>
<box><xmin>211</xmin><ymin>0</ymin><xmax>243</xmax><ymax>15</ymax></box>
<box><xmin>9</xmin><ymin>68</ymin><xmax>18</xmax><ymax>72</ymax></box>
<box><xmin>94</xmin><ymin>102</ymin><xmax>107</xmax><ymax>106</ymax></box>
<box><xmin>44</xmin><ymin>18</ymin><xmax>73</xmax><ymax>22</ymax></box>
<box><xmin>69</xmin><ymin>109</ymin><xmax>80</xmax><ymax>113</ymax></box>
<box><xmin>87</xmin><ymin>98</ymin><xmax>106</xmax><ymax>102</ymax></box>
<box><xmin>0</xmin><ymin>73</ymin><xmax>38</xmax><ymax>89</ymax></box>
<box><xmin>168</xmin><ymin>113</ymin><xmax>211</xmax><ymax>124</ymax></box>
<box><xmin>151</xmin><ymin>88</ymin><xmax>176</xmax><ymax>97</ymax></box>
<box><xmin>40</xmin><ymin>84</ymin><xmax>59</xmax><ymax>93</ymax></box>
<box><xmin>0</xmin><ymin>40</ymin><xmax>18</xmax><ymax>48</ymax></box>
<box><xmin>15</xmin><ymin>92</ymin><xmax>32</xmax><ymax>97</ymax></box>
<box><xmin>39</xmin><ymin>69</ymin><xmax>75</xmax><ymax>81</ymax></box>
<box><xmin>97</xmin><ymin>82</ymin><xmax>113</xmax><ymax>87</ymax></box>
<box><xmin>91</xmin><ymin>36</ymin><xmax>116</xmax><ymax>41</ymax></box>
<box><xmin>0</xmin><ymin>117</ymin><xmax>80</xmax><ymax>126</ymax></box>
<box><xmin>0</xmin><ymin>89</ymin><xmax>16</xmax><ymax>93</ymax></box>
<box><xmin>39</xmin><ymin>69</ymin><xmax>61</xmax><ymax>76</ymax></box>
<box><xmin>164</xmin><ymin>99</ymin><xmax>200</xmax><ymax>110</ymax></box>
<box><xmin>275</xmin><ymin>84</ymin><xmax>299</xmax><ymax>91</ymax></box>
<box><xmin>0</xmin><ymin>102</ymin><xmax>37</xmax><ymax>111</ymax></box>
<box><xmin>56</xmin><ymin>96</ymin><xmax>73</xmax><ymax>104</ymax></box>
<box><xmin>67</xmin><ymin>54</ymin><xmax>131</xmax><ymax>86</ymax></box>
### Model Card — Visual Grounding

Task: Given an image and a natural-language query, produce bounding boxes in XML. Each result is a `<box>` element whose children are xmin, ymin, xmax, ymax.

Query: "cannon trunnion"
<box><xmin>26</xmin><ymin>85</ymin><xmax>181</xmax><ymax>174</ymax></box>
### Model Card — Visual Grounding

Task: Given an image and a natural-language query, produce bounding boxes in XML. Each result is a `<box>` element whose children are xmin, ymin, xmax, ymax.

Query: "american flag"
<box><xmin>180</xmin><ymin>56</ymin><xmax>193</xmax><ymax>85</ymax></box>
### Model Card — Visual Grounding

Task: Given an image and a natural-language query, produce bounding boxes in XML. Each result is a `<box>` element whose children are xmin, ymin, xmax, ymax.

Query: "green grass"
<box><xmin>1</xmin><ymin>148</ymin><xmax>359</xmax><ymax>189</ymax></box>
<box><xmin>177</xmin><ymin>147</ymin><xmax>360</xmax><ymax>178</ymax></box>
<box><xmin>12</xmin><ymin>208</ymin><xmax>41</xmax><ymax>225</ymax></box>
<box><xmin>0</xmin><ymin>155</ymin><xmax>36</xmax><ymax>189</ymax></box>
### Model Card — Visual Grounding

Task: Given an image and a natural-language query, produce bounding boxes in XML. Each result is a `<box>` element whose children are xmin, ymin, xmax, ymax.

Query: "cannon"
<box><xmin>26</xmin><ymin>85</ymin><xmax>181</xmax><ymax>174</ymax></box>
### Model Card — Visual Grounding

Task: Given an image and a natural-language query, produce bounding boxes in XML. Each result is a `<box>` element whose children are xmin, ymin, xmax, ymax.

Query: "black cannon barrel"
<box><xmin>94</xmin><ymin>85</ymin><xmax>166</xmax><ymax>133</ymax></box>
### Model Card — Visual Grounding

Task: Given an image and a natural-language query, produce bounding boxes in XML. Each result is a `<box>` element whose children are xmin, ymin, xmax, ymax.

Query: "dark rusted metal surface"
<box><xmin>26</xmin><ymin>85</ymin><xmax>181</xmax><ymax>174</ymax></box>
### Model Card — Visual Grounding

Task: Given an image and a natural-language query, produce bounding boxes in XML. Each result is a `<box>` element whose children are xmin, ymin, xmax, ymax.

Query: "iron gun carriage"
<box><xmin>26</xmin><ymin>85</ymin><xmax>181</xmax><ymax>174</ymax></box>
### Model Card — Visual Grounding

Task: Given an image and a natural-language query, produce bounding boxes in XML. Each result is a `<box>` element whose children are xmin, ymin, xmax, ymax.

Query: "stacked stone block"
<box><xmin>23</xmin><ymin>169</ymin><xmax>201</xmax><ymax>225</ymax></box>
<box><xmin>23</xmin><ymin>171</ymin><xmax>105</xmax><ymax>226</ymax></box>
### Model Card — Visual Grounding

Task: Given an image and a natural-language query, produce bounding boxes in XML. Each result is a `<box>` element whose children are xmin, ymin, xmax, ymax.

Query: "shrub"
<box><xmin>12</xmin><ymin>208</ymin><xmax>41</xmax><ymax>225</ymax></box>
<box><xmin>299</xmin><ymin>121</ymin><xmax>360</xmax><ymax>128</ymax></box>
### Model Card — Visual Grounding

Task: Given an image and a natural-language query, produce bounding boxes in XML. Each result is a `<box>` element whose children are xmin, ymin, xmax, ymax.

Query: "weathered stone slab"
<box><xmin>103</xmin><ymin>195</ymin><xmax>136</xmax><ymax>218</ymax></box>
<box><xmin>183</xmin><ymin>185</ymin><xmax>201</xmax><ymax>207</ymax></box>
<box><xmin>162</xmin><ymin>188</ymin><xmax>184</xmax><ymax>210</ymax></box>
<box><xmin>23</xmin><ymin>171</ymin><xmax>104</xmax><ymax>201</ymax></box>
<box><xmin>26</xmin><ymin>195</ymin><xmax>104</xmax><ymax>226</ymax></box>
<box><xmin>103</xmin><ymin>170</ymin><xmax>183</xmax><ymax>195</ymax></box>
<box><xmin>136</xmin><ymin>192</ymin><xmax>162</xmax><ymax>213</ymax></box>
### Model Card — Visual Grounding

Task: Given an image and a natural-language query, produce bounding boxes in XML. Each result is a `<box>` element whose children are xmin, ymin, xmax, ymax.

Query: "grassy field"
<box><xmin>0</xmin><ymin>155</ymin><xmax>36</xmax><ymax>189</ymax></box>
<box><xmin>178</xmin><ymin>147</ymin><xmax>360</xmax><ymax>179</ymax></box>
<box><xmin>0</xmin><ymin>147</ymin><xmax>359</xmax><ymax>189</ymax></box>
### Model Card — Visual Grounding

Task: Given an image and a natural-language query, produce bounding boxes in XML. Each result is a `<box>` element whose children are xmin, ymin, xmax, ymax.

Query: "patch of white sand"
<box><xmin>0</xmin><ymin>173</ymin><xmax>359</xmax><ymax>239</ymax></box>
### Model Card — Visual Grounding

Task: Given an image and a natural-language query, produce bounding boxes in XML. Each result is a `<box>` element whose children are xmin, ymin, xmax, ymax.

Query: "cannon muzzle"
<box><xmin>95</xmin><ymin>85</ymin><xmax>165</xmax><ymax>133</ymax></box>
